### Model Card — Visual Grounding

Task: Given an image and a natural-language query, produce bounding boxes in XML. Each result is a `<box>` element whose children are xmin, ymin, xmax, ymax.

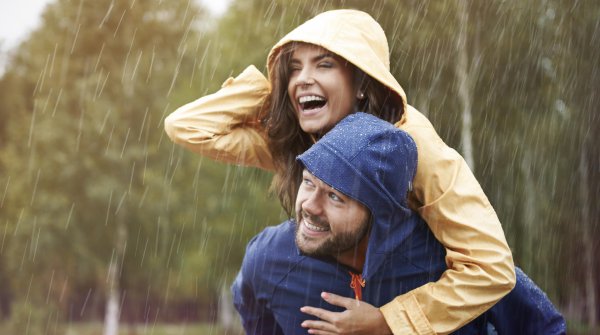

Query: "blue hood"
<box><xmin>297</xmin><ymin>112</ymin><xmax>419</xmax><ymax>279</ymax></box>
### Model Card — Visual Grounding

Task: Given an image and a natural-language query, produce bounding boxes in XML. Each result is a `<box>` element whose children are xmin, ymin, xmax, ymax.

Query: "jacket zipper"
<box><xmin>349</xmin><ymin>272</ymin><xmax>366</xmax><ymax>301</ymax></box>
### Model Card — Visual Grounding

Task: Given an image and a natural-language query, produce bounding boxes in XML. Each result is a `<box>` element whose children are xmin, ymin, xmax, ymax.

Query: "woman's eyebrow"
<box><xmin>290</xmin><ymin>53</ymin><xmax>336</xmax><ymax>64</ymax></box>
<box><xmin>313</xmin><ymin>53</ymin><xmax>335</xmax><ymax>61</ymax></box>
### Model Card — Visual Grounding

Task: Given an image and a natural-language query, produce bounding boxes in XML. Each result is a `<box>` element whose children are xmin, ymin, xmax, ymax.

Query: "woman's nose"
<box><xmin>296</xmin><ymin>68</ymin><xmax>315</xmax><ymax>86</ymax></box>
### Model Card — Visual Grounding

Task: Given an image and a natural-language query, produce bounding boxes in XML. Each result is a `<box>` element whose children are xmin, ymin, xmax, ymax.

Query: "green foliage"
<box><xmin>0</xmin><ymin>0</ymin><xmax>598</xmax><ymax>329</ymax></box>
<box><xmin>5</xmin><ymin>301</ymin><xmax>62</xmax><ymax>335</ymax></box>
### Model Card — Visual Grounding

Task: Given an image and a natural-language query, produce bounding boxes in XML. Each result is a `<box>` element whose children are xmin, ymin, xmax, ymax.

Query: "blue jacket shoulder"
<box><xmin>241</xmin><ymin>220</ymin><xmax>301</xmax><ymax>282</ymax></box>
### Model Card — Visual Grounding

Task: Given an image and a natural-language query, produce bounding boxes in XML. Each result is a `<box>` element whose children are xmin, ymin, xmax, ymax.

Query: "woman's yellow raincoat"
<box><xmin>165</xmin><ymin>9</ymin><xmax>515</xmax><ymax>335</ymax></box>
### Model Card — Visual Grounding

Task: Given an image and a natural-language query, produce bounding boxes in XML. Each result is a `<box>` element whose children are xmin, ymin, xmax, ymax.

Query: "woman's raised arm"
<box><xmin>164</xmin><ymin>65</ymin><xmax>275</xmax><ymax>170</ymax></box>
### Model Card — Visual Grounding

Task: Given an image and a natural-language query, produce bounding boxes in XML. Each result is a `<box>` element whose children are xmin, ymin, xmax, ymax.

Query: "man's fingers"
<box><xmin>321</xmin><ymin>291</ymin><xmax>358</xmax><ymax>309</ymax></box>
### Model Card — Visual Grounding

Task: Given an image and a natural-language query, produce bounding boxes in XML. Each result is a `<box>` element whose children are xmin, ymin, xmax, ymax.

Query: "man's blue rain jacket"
<box><xmin>232</xmin><ymin>113</ymin><xmax>566</xmax><ymax>334</ymax></box>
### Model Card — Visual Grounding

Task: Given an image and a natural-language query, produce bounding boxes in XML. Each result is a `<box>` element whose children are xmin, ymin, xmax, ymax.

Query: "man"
<box><xmin>232</xmin><ymin>113</ymin><xmax>565</xmax><ymax>334</ymax></box>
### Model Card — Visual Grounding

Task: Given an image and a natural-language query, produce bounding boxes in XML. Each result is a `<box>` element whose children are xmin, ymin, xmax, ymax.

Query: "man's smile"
<box><xmin>302</xmin><ymin>218</ymin><xmax>330</xmax><ymax>232</ymax></box>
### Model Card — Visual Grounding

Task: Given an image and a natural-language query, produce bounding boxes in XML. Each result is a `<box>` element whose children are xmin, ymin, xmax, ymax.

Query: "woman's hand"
<box><xmin>300</xmin><ymin>292</ymin><xmax>392</xmax><ymax>335</ymax></box>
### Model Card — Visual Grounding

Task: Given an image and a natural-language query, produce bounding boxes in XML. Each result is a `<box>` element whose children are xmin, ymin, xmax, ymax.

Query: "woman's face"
<box><xmin>286</xmin><ymin>44</ymin><xmax>356</xmax><ymax>134</ymax></box>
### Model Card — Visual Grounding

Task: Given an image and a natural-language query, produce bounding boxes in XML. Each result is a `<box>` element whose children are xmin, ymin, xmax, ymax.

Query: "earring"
<box><xmin>357</xmin><ymin>91</ymin><xmax>365</xmax><ymax>99</ymax></box>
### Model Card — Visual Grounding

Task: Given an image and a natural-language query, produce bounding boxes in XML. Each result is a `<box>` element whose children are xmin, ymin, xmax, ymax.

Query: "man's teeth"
<box><xmin>303</xmin><ymin>219</ymin><xmax>329</xmax><ymax>232</ymax></box>
<box><xmin>298</xmin><ymin>95</ymin><xmax>325</xmax><ymax>104</ymax></box>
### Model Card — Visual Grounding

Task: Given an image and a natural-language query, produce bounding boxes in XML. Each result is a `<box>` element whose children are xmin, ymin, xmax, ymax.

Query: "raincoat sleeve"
<box><xmin>380</xmin><ymin>106</ymin><xmax>516</xmax><ymax>335</ymax></box>
<box><xmin>164</xmin><ymin>65</ymin><xmax>275</xmax><ymax>170</ymax></box>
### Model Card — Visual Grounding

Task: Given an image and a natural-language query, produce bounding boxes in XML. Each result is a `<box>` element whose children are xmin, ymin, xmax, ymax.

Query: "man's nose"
<box><xmin>302</xmin><ymin>192</ymin><xmax>322</xmax><ymax>216</ymax></box>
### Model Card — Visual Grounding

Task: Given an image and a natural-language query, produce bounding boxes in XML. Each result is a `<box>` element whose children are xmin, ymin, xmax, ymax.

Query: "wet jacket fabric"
<box><xmin>233</xmin><ymin>219</ymin><xmax>451</xmax><ymax>335</ymax></box>
<box><xmin>233</xmin><ymin>223</ymin><xmax>565</xmax><ymax>335</ymax></box>
<box><xmin>232</xmin><ymin>113</ymin><xmax>565</xmax><ymax>335</ymax></box>
<box><xmin>233</xmin><ymin>220</ymin><xmax>565</xmax><ymax>335</ymax></box>
<box><xmin>165</xmin><ymin>9</ymin><xmax>516</xmax><ymax>334</ymax></box>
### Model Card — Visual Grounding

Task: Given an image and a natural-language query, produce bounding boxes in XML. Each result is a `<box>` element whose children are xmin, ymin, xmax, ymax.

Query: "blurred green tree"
<box><xmin>0</xmin><ymin>0</ymin><xmax>215</xmax><ymax>332</ymax></box>
<box><xmin>0</xmin><ymin>0</ymin><xmax>598</xmax><ymax>332</ymax></box>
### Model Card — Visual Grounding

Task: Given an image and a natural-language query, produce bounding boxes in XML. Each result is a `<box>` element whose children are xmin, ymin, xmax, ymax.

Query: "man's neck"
<box><xmin>335</xmin><ymin>235</ymin><xmax>369</xmax><ymax>273</ymax></box>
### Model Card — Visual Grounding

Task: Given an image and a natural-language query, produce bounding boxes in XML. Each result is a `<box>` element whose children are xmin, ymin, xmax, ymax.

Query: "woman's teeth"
<box><xmin>298</xmin><ymin>95</ymin><xmax>326</xmax><ymax>110</ymax></box>
<box><xmin>298</xmin><ymin>95</ymin><xmax>325</xmax><ymax>104</ymax></box>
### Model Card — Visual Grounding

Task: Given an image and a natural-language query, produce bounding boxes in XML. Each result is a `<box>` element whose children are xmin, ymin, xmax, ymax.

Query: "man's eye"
<box><xmin>328</xmin><ymin>192</ymin><xmax>341</xmax><ymax>202</ymax></box>
<box><xmin>303</xmin><ymin>178</ymin><xmax>314</xmax><ymax>187</ymax></box>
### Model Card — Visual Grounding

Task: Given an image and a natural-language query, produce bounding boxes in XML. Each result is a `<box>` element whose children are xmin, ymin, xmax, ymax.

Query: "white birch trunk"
<box><xmin>520</xmin><ymin>151</ymin><xmax>536</xmax><ymax>268</ymax></box>
<box><xmin>103</xmin><ymin>214</ymin><xmax>127</xmax><ymax>335</ymax></box>
<box><xmin>219</xmin><ymin>284</ymin><xmax>234</xmax><ymax>330</ymax></box>
<box><xmin>456</xmin><ymin>0</ymin><xmax>476</xmax><ymax>171</ymax></box>
<box><xmin>103</xmin><ymin>269</ymin><xmax>120</xmax><ymax>335</ymax></box>
<box><xmin>580</xmin><ymin>137</ymin><xmax>597</xmax><ymax>327</ymax></box>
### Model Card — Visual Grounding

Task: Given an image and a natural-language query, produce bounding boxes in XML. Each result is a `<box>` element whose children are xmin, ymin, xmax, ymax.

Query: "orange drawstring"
<box><xmin>349</xmin><ymin>272</ymin><xmax>366</xmax><ymax>301</ymax></box>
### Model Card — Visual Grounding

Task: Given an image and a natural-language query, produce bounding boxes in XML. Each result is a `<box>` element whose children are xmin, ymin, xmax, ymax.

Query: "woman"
<box><xmin>165</xmin><ymin>9</ymin><xmax>515</xmax><ymax>334</ymax></box>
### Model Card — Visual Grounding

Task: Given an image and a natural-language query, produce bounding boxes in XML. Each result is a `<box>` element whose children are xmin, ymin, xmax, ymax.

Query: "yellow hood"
<box><xmin>267</xmin><ymin>9</ymin><xmax>408</xmax><ymax>115</ymax></box>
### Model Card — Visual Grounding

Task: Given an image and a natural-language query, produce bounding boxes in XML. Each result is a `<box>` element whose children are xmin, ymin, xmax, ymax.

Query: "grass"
<box><xmin>0</xmin><ymin>322</ymin><xmax>244</xmax><ymax>335</ymax></box>
<box><xmin>66</xmin><ymin>323</ymin><xmax>223</xmax><ymax>335</ymax></box>
<box><xmin>3</xmin><ymin>320</ymin><xmax>597</xmax><ymax>335</ymax></box>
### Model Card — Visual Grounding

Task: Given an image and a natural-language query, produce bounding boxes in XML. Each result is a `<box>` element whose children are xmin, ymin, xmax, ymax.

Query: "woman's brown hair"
<box><xmin>264</xmin><ymin>42</ymin><xmax>404</xmax><ymax>217</ymax></box>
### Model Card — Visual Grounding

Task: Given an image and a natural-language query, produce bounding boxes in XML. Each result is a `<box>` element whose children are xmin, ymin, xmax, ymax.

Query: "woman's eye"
<box><xmin>318</xmin><ymin>62</ymin><xmax>333</xmax><ymax>68</ymax></box>
<box><xmin>303</xmin><ymin>178</ymin><xmax>314</xmax><ymax>187</ymax></box>
<box><xmin>289</xmin><ymin>64</ymin><xmax>301</xmax><ymax>72</ymax></box>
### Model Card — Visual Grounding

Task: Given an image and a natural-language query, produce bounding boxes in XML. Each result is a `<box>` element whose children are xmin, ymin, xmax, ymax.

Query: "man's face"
<box><xmin>294</xmin><ymin>169</ymin><xmax>370</xmax><ymax>258</ymax></box>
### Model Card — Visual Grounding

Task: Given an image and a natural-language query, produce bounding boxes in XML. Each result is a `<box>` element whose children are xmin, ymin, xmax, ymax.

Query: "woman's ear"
<box><xmin>357</xmin><ymin>91</ymin><xmax>365</xmax><ymax>100</ymax></box>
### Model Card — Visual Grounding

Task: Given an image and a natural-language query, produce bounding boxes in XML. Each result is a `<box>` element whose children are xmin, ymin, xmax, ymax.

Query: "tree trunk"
<box><xmin>103</xmin><ymin>210</ymin><xmax>127</xmax><ymax>335</ymax></box>
<box><xmin>103</xmin><ymin>271</ymin><xmax>120</xmax><ymax>335</ymax></box>
<box><xmin>520</xmin><ymin>149</ymin><xmax>536</xmax><ymax>270</ymax></box>
<box><xmin>219</xmin><ymin>283</ymin><xmax>235</xmax><ymax>330</ymax></box>
<box><xmin>456</xmin><ymin>0</ymin><xmax>476</xmax><ymax>171</ymax></box>
<box><xmin>580</xmin><ymin>135</ymin><xmax>597</xmax><ymax>327</ymax></box>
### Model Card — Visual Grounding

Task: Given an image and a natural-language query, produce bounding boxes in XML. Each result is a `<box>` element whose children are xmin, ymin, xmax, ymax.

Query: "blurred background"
<box><xmin>0</xmin><ymin>0</ymin><xmax>598</xmax><ymax>334</ymax></box>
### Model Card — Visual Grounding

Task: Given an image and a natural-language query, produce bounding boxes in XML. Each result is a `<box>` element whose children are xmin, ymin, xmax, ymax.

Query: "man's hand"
<box><xmin>300</xmin><ymin>292</ymin><xmax>392</xmax><ymax>335</ymax></box>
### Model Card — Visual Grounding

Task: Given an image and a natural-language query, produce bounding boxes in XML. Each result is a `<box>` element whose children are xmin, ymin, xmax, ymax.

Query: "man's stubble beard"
<box><xmin>294</xmin><ymin>217</ymin><xmax>370</xmax><ymax>258</ymax></box>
